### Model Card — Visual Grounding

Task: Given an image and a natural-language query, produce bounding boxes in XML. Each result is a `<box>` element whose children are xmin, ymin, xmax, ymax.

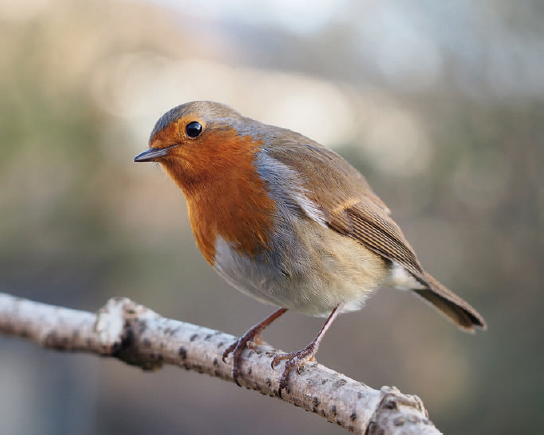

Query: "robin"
<box><xmin>134</xmin><ymin>101</ymin><xmax>486</xmax><ymax>396</ymax></box>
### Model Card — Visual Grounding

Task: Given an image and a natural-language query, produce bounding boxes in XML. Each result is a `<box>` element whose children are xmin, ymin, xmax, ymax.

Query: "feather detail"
<box><xmin>266</xmin><ymin>140</ymin><xmax>486</xmax><ymax>331</ymax></box>
<box><xmin>159</xmin><ymin>127</ymin><xmax>276</xmax><ymax>264</ymax></box>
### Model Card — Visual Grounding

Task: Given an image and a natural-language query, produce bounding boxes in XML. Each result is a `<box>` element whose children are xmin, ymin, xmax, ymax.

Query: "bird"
<box><xmin>134</xmin><ymin>101</ymin><xmax>486</xmax><ymax>396</ymax></box>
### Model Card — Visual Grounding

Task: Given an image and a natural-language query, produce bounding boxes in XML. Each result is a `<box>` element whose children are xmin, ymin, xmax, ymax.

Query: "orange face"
<box><xmin>134</xmin><ymin>107</ymin><xmax>276</xmax><ymax>264</ymax></box>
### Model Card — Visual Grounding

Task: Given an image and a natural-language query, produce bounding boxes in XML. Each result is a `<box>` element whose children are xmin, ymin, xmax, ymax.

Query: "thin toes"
<box><xmin>222</xmin><ymin>342</ymin><xmax>237</xmax><ymax>363</ymax></box>
<box><xmin>227</xmin><ymin>341</ymin><xmax>244</xmax><ymax>386</ymax></box>
<box><xmin>273</xmin><ymin>351</ymin><xmax>317</xmax><ymax>396</ymax></box>
<box><xmin>232</xmin><ymin>366</ymin><xmax>241</xmax><ymax>387</ymax></box>
<box><xmin>272</xmin><ymin>355</ymin><xmax>297</xmax><ymax>397</ymax></box>
<box><xmin>278</xmin><ymin>367</ymin><xmax>293</xmax><ymax>397</ymax></box>
<box><xmin>271</xmin><ymin>353</ymin><xmax>287</xmax><ymax>368</ymax></box>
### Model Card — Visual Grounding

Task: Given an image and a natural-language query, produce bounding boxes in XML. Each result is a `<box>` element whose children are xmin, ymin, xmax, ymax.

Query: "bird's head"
<box><xmin>134</xmin><ymin>101</ymin><xmax>263</xmax><ymax>192</ymax></box>
<box><xmin>134</xmin><ymin>101</ymin><xmax>277</xmax><ymax>261</ymax></box>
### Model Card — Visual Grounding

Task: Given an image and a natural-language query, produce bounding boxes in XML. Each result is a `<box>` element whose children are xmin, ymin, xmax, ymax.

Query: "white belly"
<box><xmin>213</xmin><ymin>217</ymin><xmax>388</xmax><ymax>317</ymax></box>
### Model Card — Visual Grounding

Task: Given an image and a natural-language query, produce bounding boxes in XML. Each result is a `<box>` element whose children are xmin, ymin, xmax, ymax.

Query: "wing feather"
<box><xmin>264</xmin><ymin>139</ymin><xmax>486</xmax><ymax>330</ymax></box>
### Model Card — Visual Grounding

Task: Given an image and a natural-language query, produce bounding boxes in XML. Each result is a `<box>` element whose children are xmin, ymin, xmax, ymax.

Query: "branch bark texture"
<box><xmin>0</xmin><ymin>292</ymin><xmax>440</xmax><ymax>434</ymax></box>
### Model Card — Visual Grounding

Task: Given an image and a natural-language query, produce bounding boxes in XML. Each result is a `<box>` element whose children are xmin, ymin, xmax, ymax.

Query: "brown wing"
<box><xmin>265</xmin><ymin>138</ymin><xmax>486</xmax><ymax>331</ymax></box>
<box><xmin>264</xmin><ymin>137</ymin><xmax>427</xmax><ymax>283</ymax></box>
<box><xmin>328</xmin><ymin>200</ymin><xmax>427</xmax><ymax>285</ymax></box>
<box><xmin>329</xmin><ymin>202</ymin><xmax>486</xmax><ymax>330</ymax></box>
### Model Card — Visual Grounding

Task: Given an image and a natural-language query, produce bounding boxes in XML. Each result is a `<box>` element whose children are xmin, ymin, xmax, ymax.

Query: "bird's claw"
<box><xmin>222</xmin><ymin>332</ymin><xmax>263</xmax><ymax>386</ymax></box>
<box><xmin>222</xmin><ymin>308</ymin><xmax>289</xmax><ymax>389</ymax></box>
<box><xmin>270</xmin><ymin>346</ymin><xmax>318</xmax><ymax>397</ymax></box>
<box><xmin>221</xmin><ymin>341</ymin><xmax>237</xmax><ymax>363</ymax></box>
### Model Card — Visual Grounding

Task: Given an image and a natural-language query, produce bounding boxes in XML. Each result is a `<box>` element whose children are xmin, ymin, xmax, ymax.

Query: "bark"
<box><xmin>0</xmin><ymin>292</ymin><xmax>440</xmax><ymax>434</ymax></box>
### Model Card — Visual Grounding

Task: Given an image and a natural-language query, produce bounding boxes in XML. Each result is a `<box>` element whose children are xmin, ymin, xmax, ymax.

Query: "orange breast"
<box><xmin>162</xmin><ymin>128</ymin><xmax>276</xmax><ymax>264</ymax></box>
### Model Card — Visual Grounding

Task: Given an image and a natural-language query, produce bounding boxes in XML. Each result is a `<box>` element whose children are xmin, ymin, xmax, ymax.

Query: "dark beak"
<box><xmin>134</xmin><ymin>147</ymin><xmax>170</xmax><ymax>162</ymax></box>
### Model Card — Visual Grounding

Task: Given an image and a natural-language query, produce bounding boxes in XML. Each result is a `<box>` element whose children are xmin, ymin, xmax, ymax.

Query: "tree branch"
<box><xmin>0</xmin><ymin>292</ymin><xmax>440</xmax><ymax>434</ymax></box>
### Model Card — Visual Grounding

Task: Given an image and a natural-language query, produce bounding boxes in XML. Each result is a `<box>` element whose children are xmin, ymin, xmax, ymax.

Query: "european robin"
<box><xmin>134</xmin><ymin>101</ymin><xmax>486</xmax><ymax>396</ymax></box>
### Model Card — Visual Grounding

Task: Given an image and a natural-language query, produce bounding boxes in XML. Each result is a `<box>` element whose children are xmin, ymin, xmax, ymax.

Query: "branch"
<box><xmin>0</xmin><ymin>292</ymin><xmax>440</xmax><ymax>434</ymax></box>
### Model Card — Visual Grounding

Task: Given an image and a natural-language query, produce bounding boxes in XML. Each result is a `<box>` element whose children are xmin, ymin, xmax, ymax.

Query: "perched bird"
<box><xmin>134</xmin><ymin>101</ymin><xmax>486</xmax><ymax>396</ymax></box>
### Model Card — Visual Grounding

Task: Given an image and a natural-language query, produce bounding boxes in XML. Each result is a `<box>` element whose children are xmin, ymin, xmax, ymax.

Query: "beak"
<box><xmin>134</xmin><ymin>147</ymin><xmax>170</xmax><ymax>163</ymax></box>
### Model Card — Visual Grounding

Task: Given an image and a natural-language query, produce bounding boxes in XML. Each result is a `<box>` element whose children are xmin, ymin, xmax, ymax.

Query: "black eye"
<box><xmin>186</xmin><ymin>121</ymin><xmax>203</xmax><ymax>138</ymax></box>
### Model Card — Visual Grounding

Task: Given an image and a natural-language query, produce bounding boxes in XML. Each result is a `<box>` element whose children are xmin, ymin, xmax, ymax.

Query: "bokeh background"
<box><xmin>0</xmin><ymin>0</ymin><xmax>542</xmax><ymax>433</ymax></box>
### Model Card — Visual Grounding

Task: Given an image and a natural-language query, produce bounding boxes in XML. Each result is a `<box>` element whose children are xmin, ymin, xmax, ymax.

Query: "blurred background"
<box><xmin>0</xmin><ymin>0</ymin><xmax>542</xmax><ymax>433</ymax></box>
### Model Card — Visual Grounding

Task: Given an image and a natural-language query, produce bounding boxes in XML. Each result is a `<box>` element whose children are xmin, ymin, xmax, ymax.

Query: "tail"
<box><xmin>413</xmin><ymin>273</ymin><xmax>487</xmax><ymax>332</ymax></box>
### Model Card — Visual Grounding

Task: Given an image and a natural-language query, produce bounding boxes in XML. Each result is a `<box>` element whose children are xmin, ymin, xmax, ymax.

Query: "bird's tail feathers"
<box><xmin>412</xmin><ymin>273</ymin><xmax>486</xmax><ymax>332</ymax></box>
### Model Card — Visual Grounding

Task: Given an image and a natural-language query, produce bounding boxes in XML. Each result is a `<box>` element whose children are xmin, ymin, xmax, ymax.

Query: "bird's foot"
<box><xmin>222</xmin><ymin>308</ymin><xmax>288</xmax><ymax>387</ymax></box>
<box><xmin>222</xmin><ymin>329</ymin><xmax>264</xmax><ymax>386</ymax></box>
<box><xmin>271</xmin><ymin>342</ymin><xmax>318</xmax><ymax>397</ymax></box>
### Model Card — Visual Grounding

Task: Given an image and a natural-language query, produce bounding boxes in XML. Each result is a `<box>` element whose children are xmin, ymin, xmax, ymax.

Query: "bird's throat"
<box><xmin>166</xmin><ymin>132</ymin><xmax>276</xmax><ymax>265</ymax></box>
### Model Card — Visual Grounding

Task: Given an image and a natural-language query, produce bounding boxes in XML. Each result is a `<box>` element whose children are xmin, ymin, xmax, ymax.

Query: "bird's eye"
<box><xmin>186</xmin><ymin>121</ymin><xmax>203</xmax><ymax>138</ymax></box>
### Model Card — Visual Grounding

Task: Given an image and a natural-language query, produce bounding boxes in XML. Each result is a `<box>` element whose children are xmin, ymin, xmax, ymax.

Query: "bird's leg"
<box><xmin>271</xmin><ymin>305</ymin><xmax>342</xmax><ymax>397</ymax></box>
<box><xmin>223</xmin><ymin>307</ymin><xmax>288</xmax><ymax>386</ymax></box>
